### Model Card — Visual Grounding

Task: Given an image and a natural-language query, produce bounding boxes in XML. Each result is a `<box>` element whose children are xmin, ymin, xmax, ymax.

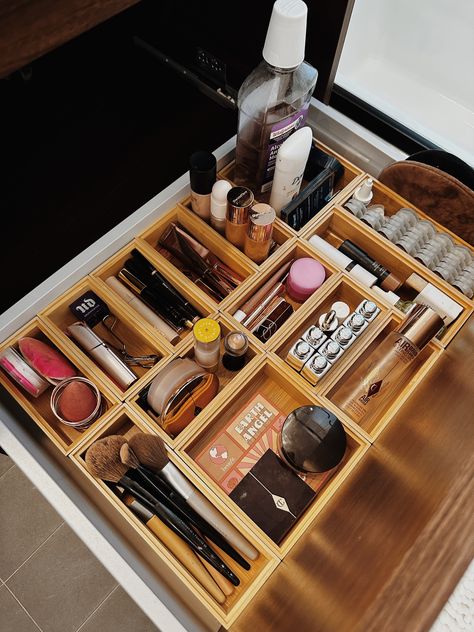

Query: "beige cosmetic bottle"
<box><xmin>332</xmin><ymin>304</ymin><xmax>443</xmax><ymax>424</ymax></box>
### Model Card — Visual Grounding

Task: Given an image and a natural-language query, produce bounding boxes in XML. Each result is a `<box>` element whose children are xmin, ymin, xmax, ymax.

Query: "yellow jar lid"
<box><xmin>193</xmin><ymin>318</ymin><xmax>221</xmax><ymax>343</ymax></box>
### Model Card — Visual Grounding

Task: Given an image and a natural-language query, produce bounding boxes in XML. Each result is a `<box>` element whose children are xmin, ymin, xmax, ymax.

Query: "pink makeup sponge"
<box><xmin>286</xmin><ymin>258</ymin><xmax>326</xmax><ymax>303</ymax></box>
<box><xmin>18</xmin><ymin>337</ymin><xmax>76</xmax><ymax>381</ymax></box>
<box><xmin>58</xmin><ymin>381</ymin><xmax>98</xmax><ymax>422</ymax></box>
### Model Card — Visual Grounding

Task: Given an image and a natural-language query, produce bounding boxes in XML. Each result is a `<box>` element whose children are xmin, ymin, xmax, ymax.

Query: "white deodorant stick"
<box><xmin>270</xmin><ymin>126</ymin><xmax>313</xmax><ymax>216</ymax></box>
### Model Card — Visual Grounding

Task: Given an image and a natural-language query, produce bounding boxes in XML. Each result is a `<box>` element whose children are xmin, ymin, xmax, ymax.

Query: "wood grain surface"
<box><xmin>0</xmin><ymin>0</ymin><xmax>140</xmax><ymax>77</ymax></box>
<box><xmin>229</xmin><ymin>316</ymin><xmax>474</xmax><ymax>631</ymax></box>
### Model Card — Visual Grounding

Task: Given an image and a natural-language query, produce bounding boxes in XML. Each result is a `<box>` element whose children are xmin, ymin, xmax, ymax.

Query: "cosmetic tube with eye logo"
<box><xmin>332</xmin><ymin>304</ymin><xmax>443</xmax><ymax>423</ymax></box>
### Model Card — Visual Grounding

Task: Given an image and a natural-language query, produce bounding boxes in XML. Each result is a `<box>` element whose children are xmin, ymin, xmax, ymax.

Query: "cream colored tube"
<box><xmin>105</xmin><ymin>276</ymin><xmax>179</xmax><ymax>344</ymax></box>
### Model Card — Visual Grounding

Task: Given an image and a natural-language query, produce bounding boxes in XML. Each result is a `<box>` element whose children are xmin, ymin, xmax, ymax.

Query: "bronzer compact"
<box><xmin>279</xmin><ymin>405</ymin><xmax>347</xmax><ymax>474</ymax></box>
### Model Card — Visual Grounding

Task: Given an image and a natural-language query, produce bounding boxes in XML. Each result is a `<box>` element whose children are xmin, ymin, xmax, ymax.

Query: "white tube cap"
<box><xmin>263</xmin><ymin>0</ymin><xmax>308</xmax><ymax>69</ymax></box>
<box><xmin>211</xmin><ymin>180</ymin><xmax>233</xmax><ymax>220</ymax></box>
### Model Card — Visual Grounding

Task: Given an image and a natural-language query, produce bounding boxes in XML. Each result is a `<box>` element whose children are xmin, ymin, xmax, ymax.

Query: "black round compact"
<box><xmin>279</xmin><ymin>405</ymin><xmax>347</xmax><ymax>473</ymax></box>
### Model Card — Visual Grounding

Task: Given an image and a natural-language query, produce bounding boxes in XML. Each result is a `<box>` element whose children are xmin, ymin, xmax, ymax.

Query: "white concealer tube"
<box><xmin>105</xmin><ymin>277</ymin><xmax>179</xmax><ymax>344</ymax></box>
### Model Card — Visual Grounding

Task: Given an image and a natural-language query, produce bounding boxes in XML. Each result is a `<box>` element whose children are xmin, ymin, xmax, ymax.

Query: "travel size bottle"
<box><xmin>332</xmin><ymin>304</ymin><xmax>443</xmax><ymax>424</ymax></box>
<box><xmin>234</xmin><ymin>0</ymin><xmax>318</xmax><ymax>197</ymax></box>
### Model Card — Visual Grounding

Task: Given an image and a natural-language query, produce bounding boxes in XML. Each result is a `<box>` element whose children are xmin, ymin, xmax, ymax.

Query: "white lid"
<box><xmin>309</xmin><ymin>234</ymin><xmax>352</xmax><ymax>269</ymax></box>
<box><xmin>353</xmin><ymin>178</ymin><xmax>374</xmax><ymax>204</ymax></box>
<box><xmin>371</xmin><ymin>286</ymin><xmax>400</xmax><ymax>306</ymax></box>
<box><xmin>273</xmin><ymin>126</ymin><xmax>313</xmax><ymax>174</ymax></box>
<box><xmin>350</xmin><ymin>264</ymin><xmax>378</xmax><ymax>287</ymax></box>
<box><xmin>211</xmin><ymin>180</ymin><xmax>233</xmax><ymax>220</ymax></box>
<box><xmin>262</xmin><ymin>0</ymin><xmax>308</xmax><ymax>69</ymax></box>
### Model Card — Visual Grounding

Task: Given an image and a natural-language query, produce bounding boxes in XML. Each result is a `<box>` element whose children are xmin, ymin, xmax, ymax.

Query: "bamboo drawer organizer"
<box><xmin>0</xmin><ymin>137</ymin><xmax>472</xmax><ymax>627</ymax></box>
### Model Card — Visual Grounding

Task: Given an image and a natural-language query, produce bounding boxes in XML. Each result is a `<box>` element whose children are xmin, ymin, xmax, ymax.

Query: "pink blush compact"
<box><xmin>286</xmin><ymin>258</ymin><xmax>326</xmax><ymax>303</ymax></box>
<box><xmin>0</xmin><ymin>347</ymin><xmax>49</xmax><ymax>397</ymax></box>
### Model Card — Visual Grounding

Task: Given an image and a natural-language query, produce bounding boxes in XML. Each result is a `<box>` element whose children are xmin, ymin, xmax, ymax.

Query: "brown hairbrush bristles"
<box><xmin>119</xmin><ymin>443</ymin><xmax>140</xmax><ymax>469</ymax></box>
<box><xmin>85</xmin><ymin>435</ymin><xmax>129</xmax><ymax>483</ymax></box>
<box><xmin>128</xmin><ymin>433</ymin><xmax>169</xmax><ymax>472</ymax></box>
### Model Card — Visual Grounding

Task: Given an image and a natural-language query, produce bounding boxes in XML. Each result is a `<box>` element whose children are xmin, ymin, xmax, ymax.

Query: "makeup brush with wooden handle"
<box><xmin>120</xmin><ymin>442</ymin><xmax>250</xmax><ymax>570</ymax></box>
<box><xmin>85</xmin><ymin>437</ymin><xmax>240</xmax><ymax>585</ymax></box>
<box><xmin>123</xmin><ymin>494</ymin><xmax>226</xmax><ymax>604</ymax></box>
<box><xmin>128</xmin><ymin>433</ymin><xmax>259</xmax><ymax>561</ymax></box>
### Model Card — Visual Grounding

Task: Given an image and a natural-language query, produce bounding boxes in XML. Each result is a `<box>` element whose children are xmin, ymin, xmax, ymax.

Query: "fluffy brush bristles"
<box><xmin>85</xmin><ymin>435</ymin><xmax>129</xmax><ymax>483</ymax></box>
<box><xmin>128</xmin><ymin>433</ymin><xmax>169</xmax><ymax>472</ymax></box>
<box><xmin>120</xmin><ymin>443</ymin><xmax>140</xmax><ymax>469</ymax></box>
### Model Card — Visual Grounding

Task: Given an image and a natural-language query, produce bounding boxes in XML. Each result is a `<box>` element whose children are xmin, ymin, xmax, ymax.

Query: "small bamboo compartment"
<box><xmin>224</xmin><ymin>239</ymin><xmax>340</xmax><ymax>348</ymax></box>
<box><xmin>269</xmin><ymin>275</ymin><xmax>391</xmax><ymax>391</ymax></box>
<box><xmin>39</xmin><ymin>277</ymin><xmax>171</xmax><ymax>400</ymax></box>
<box><xmin>302</xmin><ymin>207</ymin><xmax>473</xmax><ymax>346</ymax></box>
<box><xmin>136</xmin><ymin>204</ymin><xmax>257</xmax><ymax>310</ymax></box>
<box><xmin>127</xmin><ymin>313</ymin><xmax>264</xmax><ymax>449</ymax></box>
<box><xmin>334</xmin><ymin>176</ymin><xmax>474</xmax><ymax>294</ymax></box>
<box><xmin>179</xmin><ymin>192</ymin><xmax>295</xmax><ymax>271</ymax></box>
<box><xmin>218</xmin><ymin>139</ymin><xmax>364</xmax><ymax>231</ymax></box>
<box><xmin>179</xmin><ymin>355</ymin><xmax>368</xmax><ymax>557</ymax></box>
<box><xmin>91</xmin><ymin>240</ymin><xmax>213</xmax><ymax>349</ymax></box>
<box><xmin>70</xmin><ymin>408</ymin><xmax>278</xmax><ymax>628</ymax></box>
<box><xmin>321</xmin><ymin>313</ymin><xmax>444</xmax><ymax>442</ymax></box>
<box><xmin>0</xmin><ymin>318</ymin><xmax>118</xmax><ymax>454</ymax></box>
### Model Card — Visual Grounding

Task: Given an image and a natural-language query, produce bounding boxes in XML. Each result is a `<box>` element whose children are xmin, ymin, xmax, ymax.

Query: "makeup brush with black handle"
<box><xmin>119</xmin><ymin>442</ymin><xmax>251</xmax><ymax>570</ymax></box>
<box><xmin>128</xmin><ymin>433</ymin><xmax>259</xmax><ymax>561</ymax></box>
<box><xmin>85</xmin><ymin>438</ymin><xmax>240</xmax><ymax>586</ymax></box>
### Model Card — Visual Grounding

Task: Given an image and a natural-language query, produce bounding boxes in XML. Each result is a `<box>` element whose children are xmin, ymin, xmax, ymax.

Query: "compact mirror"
<box><xmin>279</xmin><ymin>405</ymin><xmax>347</xmax><ymax>473</ymax></box>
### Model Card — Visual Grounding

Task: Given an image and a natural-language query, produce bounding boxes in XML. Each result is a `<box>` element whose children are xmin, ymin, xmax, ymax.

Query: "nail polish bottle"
<box><xmin>189</xmin><ymin>151</ymin><xmax>217</xmax><ymax>222</ymax></box>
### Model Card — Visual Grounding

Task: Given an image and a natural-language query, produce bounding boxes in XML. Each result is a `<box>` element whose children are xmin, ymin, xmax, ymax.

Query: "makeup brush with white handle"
<box><xmin>128</xmin><ymin>433</ymin><xmax>259</xmax><ymax>561</ymax></box>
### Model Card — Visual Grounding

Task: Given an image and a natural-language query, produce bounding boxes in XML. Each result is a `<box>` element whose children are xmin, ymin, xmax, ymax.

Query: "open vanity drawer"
<box><xmin>1</xmin><ymin>132</ymin><xmax>473</xmax><ymax>632</ymax></box>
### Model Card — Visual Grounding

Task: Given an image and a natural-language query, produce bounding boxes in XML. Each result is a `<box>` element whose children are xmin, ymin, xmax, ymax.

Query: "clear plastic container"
<box><xmin>234</xmin><ymin>61</ymin><xmax>317</xmax><ymax>197</ymax></box>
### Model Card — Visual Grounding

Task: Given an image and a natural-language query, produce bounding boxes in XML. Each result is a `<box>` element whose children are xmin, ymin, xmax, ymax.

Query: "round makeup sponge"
<box><xmin>58</xmin><ymin>381</ymin><xmax>98</xmax><ymax>422</ymax></box>
<box><xmin>18</xmin><ymin>337</ymin><xmax>76</xmax><ymax>381</ymax></box>
<box><xmin>286</xmin><ymin>258</ymin><xmax>326</xmax><ymax>302</ymax></box>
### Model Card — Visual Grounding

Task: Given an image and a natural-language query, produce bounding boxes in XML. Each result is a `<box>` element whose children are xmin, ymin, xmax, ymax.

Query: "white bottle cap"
<box><xmin>211</xmin><ymin>180</ymin><xmax>233</xmax><ymax>221</ymax></box>
<box><xmin>349</xmin><ymin>264</ymin><xmax>378</xmax><ymax>288</ymax></box>
<box><xmin>353</xmin><ymin>178</ymin><xmax>374</xmax><ymax>205</ymax></box>
<box><xmin>309</xmin><ymin>234</ymin><xmax>352</xmax><ymax>269</ymax></box>
<box><xmin>262</xmin><ymin>0</ymin><xmax>308</xmax><ymax>69</ymax></box>
<box><xmin>370</xmin><ymin>285</ymin><xmax>401</xmax><ymax>306</ymax></box>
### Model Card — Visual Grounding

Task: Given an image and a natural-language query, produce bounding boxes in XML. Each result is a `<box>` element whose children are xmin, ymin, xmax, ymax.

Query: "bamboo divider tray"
<box><xmin>179</xmin><ymin>192</ymin><xmax>296</xmax><ymax>272</ymax></box>
<box><xmin>320</xmin><ymin>313</ymin><xmax>444</xmax><ymax>442</ymax></box>
<box><xmin>0</xmin><ymin>317</ymin><xmax>119</xmax><ymax>454</ymax></box>
<box><xmin>268</xmin><ymin>275</ymin><xmax>392</xmax><ymax>393</ymax></box>
<box><xmin>178</xmin><ymin>354</ymin><xmax>369</xmax><ymax>557</ymax></box>
<box><xmin>69</xmin><ymin>407</ymin><xmax>278</xmax><ymax>628</ymax></box>
<box><xmin>1</xmin><ymin>138</ymin><xmax>471</xmax><ymax>628</ymax></box>
<box><xmin>322</xmin><ymin>175</ymin><xmax>474</xmax><ymax>304</ymax></box>
<box><xmin>224</xmin><ymin>239</ymin><xmax>340</xmax><ymax>348</ymax></box>
<box><xmin>136</xmin><ymin>203</ymin><xmax>258</xmax><ymax>311</ymax></box>
<box><xmin>126</xmin><ymin>313</ymin><xmax>264</xmax><ymax>449</ymax></box>
<box><xmin>39</xmin><ymin>277</ymin><xmax>172</xmax><ymax>400</ymax></box>
<box><xmin>91</xmin><ymin>239</ymin><xmax>214</xmax><ymax>350</ymax></box>
<box><xmin>301</xmin><ymin>207</ymin><xmax>473</xmax><ymax>346</ymax></box>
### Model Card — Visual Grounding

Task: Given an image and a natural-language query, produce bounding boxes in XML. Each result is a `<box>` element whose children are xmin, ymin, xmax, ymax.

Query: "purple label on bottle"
<box><xmin>261</xmin><ymin>104</ymin><xmax>310</xmax><ymax>193</ymax></box>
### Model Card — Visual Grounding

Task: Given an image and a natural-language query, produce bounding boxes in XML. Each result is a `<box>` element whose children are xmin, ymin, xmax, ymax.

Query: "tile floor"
<box><xmin>0</xmin><ymin>452</ymin><xmax>160</xmax><ymax>632</ymax></box>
